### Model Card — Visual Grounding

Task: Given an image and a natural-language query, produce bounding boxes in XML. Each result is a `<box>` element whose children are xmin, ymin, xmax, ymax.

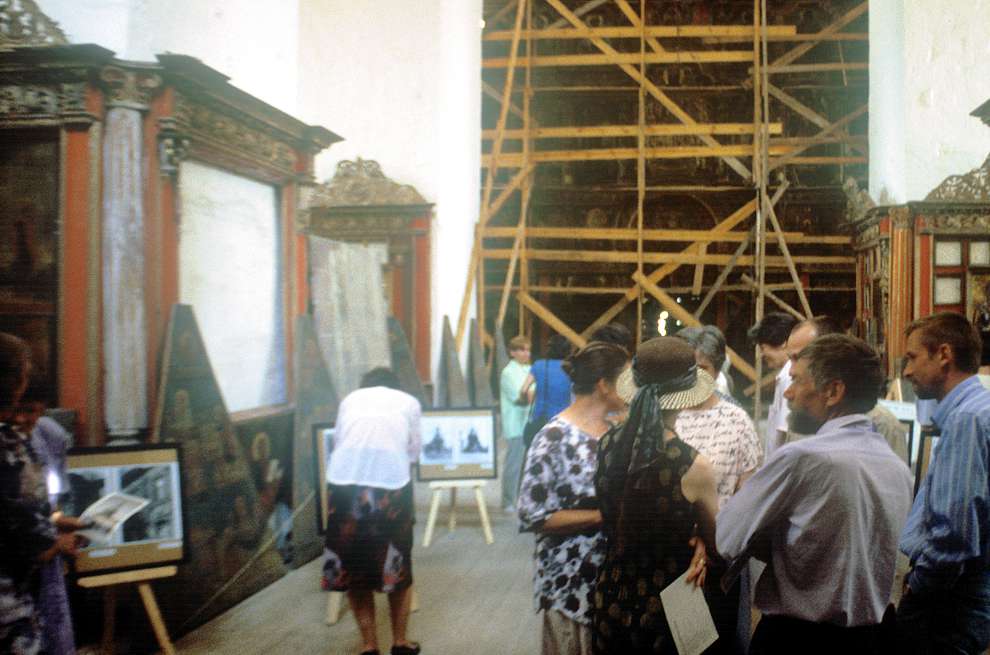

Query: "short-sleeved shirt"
<box><xmin>517</xmin><ymin>417</ymin><xmax>604</xmax><ymax>625</ymax></box>
<box><xmin>675</xmin><ymin>398</ymin><xmax>761</xmax><ymax>508</ymax></box>
<box><xmin>500</xmin><ymin>360</ymin><xmax>531</xmax><ymax>440</ymax></box>
<box><xmin>530</xmin><ymin>359</ymin><xmax>571</xmax><ymax>419</ymax></box>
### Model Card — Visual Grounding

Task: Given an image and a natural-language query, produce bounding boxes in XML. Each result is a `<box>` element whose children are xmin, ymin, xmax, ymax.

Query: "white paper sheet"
<box><xmin>659</xmin><ymin>569</ymin><xmax>719</xmax><ymax>655</ymax></box>
<box><xmin>78</xmin><ymin>491</ymin><xmax>149</xmax><ymax>545</ymax></box>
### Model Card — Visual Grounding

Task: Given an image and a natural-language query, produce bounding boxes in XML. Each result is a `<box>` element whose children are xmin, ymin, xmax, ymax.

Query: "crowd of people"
<box><xmin>6</xmin><ymin>308</ymin><xmax>990</xmax><ymax>655</ymax></box>
<box><xmin>507</xmin><ymin>312</ymin><xmax>990</xmax><ymax>655</ymax></box>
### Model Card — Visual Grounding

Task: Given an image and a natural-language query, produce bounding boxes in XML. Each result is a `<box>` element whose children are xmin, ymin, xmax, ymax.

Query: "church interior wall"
<box><xmin>870</xmin><ymin>0</ymin><xmax>990</xmax><ymax>203</ymax></box>
<box><xmin>40</xmin><ymin>0</ymin><xmax>481</xmax><ymax>387</ymax></box>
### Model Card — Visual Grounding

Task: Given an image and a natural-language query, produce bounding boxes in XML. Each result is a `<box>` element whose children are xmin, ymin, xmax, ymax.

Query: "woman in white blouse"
<box><xmin>323</xmin><ymin>368</ymin><xmax>422</xmax><ymax>655</ymax></box>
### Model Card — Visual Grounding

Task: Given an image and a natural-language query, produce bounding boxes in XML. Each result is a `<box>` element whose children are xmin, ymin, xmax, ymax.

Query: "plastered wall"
<box><xmin>296</xmin><ymin>0</ymin><xmax>482</xmax><ymax>377</ymax></box>
<box><xmin>871</xmin><ymin>0</ymin><xmax>990</xmax><ymax>203</ymax></box>
<box><xmin>42</xmin><ymin>0</ymin><xmax>484</xmax><ymax>383</ymax></box>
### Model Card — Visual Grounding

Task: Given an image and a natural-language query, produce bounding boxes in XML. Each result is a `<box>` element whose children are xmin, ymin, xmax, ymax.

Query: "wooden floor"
<box><xmin>176</xmin><ymin>483</ymin><xmax>540</xmax><ymax>655</ymax></box>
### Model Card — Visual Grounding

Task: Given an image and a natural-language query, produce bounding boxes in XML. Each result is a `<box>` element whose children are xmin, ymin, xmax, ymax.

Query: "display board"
<box><xmin>417</xmin><ymin>408</ymin><xmax>497</xmax><ymax>481</ymax></box>
<box><xmin>66</xmin><ymin>445</ymin><xmax>185</xmax><ymax>574</ymax></box>
<box><xmin>152</xmin><ymin>304</ymin><xmax>287</xmax><ymax>631</ymax></box>
<box><xmin>312</xmin><ymin>422</ymin><xmax>335</xmax><ymax>534</ymax></box>
<box><xmin>877</xmin><ymin>399</ymin><xmax>923</xmax><ymax>468</ymax></box>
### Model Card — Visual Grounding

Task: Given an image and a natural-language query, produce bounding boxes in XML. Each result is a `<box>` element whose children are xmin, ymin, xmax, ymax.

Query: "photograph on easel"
<box><xmin>416</xmin><ymin>408</ymin><xmax>497</xmax><ymax>481</ymax></box>
<box><xmin>65</xmin><ymin>444</ymin><xmax>186</xmax><ymax>574</ymax></box>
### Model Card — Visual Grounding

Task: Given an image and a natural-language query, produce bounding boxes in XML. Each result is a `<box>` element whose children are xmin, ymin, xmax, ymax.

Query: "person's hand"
<box><xmin>54</xmin><ymin>531</ymin><xmax>86</xmax><ymax>557</ymax></box>
<box><xmin>686</xmin><ymin>536</ymin><xmax>708</xmax><ymax>588</ymax></box>
<box><xmin>52</xmin><ymin>513</ymin><xmax>88</xmax><ymax>533</ymax></box>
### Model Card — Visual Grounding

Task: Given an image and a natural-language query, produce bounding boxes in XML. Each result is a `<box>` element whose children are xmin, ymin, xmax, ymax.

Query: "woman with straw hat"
<box><xmin>592</xmin><ymin>336</ymin><xmax>719</xmax><ymax>655</ymax></box>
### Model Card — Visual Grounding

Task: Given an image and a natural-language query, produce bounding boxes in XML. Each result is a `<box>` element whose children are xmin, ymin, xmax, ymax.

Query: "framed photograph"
<box><xmin>877</xmin><ymin>399</ymin><xmax>922</xmax><ymax>468</ymax></box>
<box><xmin>914</xmin><ymin>426</ymin><xmax>941</xmax><ymax>497</ymax></box>
<box><xmin>312</xmin><ymin>422</ymin><xmax>335</xmax><ymax>534</ymax></box>
<box><xmin>417</xmin><ymin>408</ymin><xmax>497</xmax><ymax>481</ymax></box>
<box><xmin>65</xmin><ymin>444</ymin><xmax>186</xmax><ymax>575</ymax></box>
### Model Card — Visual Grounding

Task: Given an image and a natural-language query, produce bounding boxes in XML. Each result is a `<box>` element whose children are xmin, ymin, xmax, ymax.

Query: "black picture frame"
<box><xmin>417</xmin><ymin>407</ymin><xmax>498</xmax><ymax>482</ymax></box>
<box><xmin>65</xmin><ymin>443</ymin><xmax>188</xmax><ymax>576</ymax></box>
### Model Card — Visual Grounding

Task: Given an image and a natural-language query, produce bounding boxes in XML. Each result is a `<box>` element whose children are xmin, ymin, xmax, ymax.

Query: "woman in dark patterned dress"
<box><xmin>593</xmin><ymin>337</ymin><xmax>720</xmax><ymax>655</ymax></box>
<box><xmin>518</xmin><ymin>341</ymin><xmax>631</xmax><ymax>655</ymax></box>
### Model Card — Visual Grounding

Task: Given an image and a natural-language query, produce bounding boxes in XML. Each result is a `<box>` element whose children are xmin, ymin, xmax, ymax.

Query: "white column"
<box><xmin>101</xmin><ymin>67</ymin><xmax>158</xmax><ymax>435</ymax></box>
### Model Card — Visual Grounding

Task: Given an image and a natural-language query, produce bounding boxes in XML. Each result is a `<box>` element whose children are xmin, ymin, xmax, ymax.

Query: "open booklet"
<box><xmin>76</xmin><ymin>492</ymin><xmax>150</xmax><ymax>545</ymax></box>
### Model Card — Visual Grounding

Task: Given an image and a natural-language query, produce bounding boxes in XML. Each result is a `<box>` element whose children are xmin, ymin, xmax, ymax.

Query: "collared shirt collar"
<box><xmin>815</xmin><ymin>413</ymin><xmax>872</xmax><ymax>435</ymax></box>
<box><xmin>932</xmin><ymin>375</ymin><xmax>982</xmax><ymax>429</ymax></box>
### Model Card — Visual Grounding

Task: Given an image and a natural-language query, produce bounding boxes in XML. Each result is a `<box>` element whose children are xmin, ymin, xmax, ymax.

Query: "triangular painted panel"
<box><xmin>388</xmin><ymin>316</ymin><xmax>429</xmax><ymax>407</ymax></box>
<box><xmin>151</xmin><ymin>305</ymin><xmax>287</xmax><ymax>632</ymax></box>
<box><xmin>292</xmin><ymin>315</ymin><xmax>339</xmax><ymax>567</ymax></box>
<box><xmin>437</xmin><ymin>315</ymin><xmax>470</xmax><ymax>408</ymax></box>
<box><xmin>468</xmin><ymin>318</ymin><xmax>495</xmax><ymax>407</ymax></box>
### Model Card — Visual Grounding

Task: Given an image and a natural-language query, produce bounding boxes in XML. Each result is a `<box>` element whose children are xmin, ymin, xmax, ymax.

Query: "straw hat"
<box><xmin>616</xmin><ymin>336</ymin><xmax>715</xmax><ymax>409</ymax></box>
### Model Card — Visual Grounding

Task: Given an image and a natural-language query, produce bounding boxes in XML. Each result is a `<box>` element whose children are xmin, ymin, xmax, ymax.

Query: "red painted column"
<box><xmin>412</xmin><ymin>213</ymin><xmax>432</xmax><ymax>381</ymax></box>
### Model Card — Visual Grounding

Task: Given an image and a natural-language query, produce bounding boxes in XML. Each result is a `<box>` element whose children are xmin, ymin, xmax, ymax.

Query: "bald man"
<box><xmin>781</xmin><ymin>317</ymin><xmax>908</xmax><ymax>461</ymax></box>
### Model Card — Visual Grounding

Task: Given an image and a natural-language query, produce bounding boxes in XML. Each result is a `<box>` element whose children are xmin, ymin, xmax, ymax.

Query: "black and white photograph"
<box><xmin>417</xmin><ymin>409</ymin><xmax>497</xmax><ymax>481</ymax></box>
<box><xmin>119</xmin><ymin>464</ymin><xmax>182</xmax><ymax>544</ymax></box>
<box><xmin>421</xmin><ymin>424</ymin><xmax>454</xmax><ymax>464</ymax></box>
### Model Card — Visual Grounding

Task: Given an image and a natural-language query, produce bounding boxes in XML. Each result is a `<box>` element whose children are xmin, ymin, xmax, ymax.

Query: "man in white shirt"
<box><xmin>748</xmin><ymin>312</ymin><xmax>799</xmax><ymax>457</ymax></box>
<box><xmin>717</xmin><ymin>335</ymin><xmax>913</xmax><ymax>654</ymax></box>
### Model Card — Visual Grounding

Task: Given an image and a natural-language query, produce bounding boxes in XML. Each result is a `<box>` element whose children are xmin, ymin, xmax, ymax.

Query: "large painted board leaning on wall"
<box><xmin>151</xmin><ymin>305</ymin><xmax>288</xmax><ymax>632</ymax></box>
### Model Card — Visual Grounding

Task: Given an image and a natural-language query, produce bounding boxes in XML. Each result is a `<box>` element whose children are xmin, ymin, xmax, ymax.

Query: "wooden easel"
<box><xmin>78</xmin><ymin>565</ymin><xmax>177</xmax><ymax>655</ymax></box>
<box><xmin>422</xmin><ymin>480</ymin><xmax>494</xmax><ymax>548</ymax></box>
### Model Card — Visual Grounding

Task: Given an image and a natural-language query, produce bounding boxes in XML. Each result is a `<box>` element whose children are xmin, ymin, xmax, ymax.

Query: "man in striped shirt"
<box><xmin>899</xmin><ymin>312</ymin><xmax>990</xmax><ymax>654</ymax></box>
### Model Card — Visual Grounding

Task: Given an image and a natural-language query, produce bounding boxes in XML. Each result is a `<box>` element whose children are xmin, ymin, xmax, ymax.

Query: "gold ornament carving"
<box><xmin>310</xmin><ymin>159</ymin><xmax>428</xmax><ymax>207</ymax></box>
<box><xmin>173</xmin><ymin>93</ymin><xmax>295</xmax><ymax>172</ymax></box>
<box><xmin>0</xmin><ymin>0</ymin><xmax>67</xmax><ymax>50</ymax></box>
<box><xmin>926</xmin><ymin>155</ymin><xmax>990</xmax><ymax>202</ymax></box>
<box><xmin>919</xmin><ymin>212</ymin><xmax>990</xmax><ymax>234</ymax></box>
<box><xmin>0</xmin><ymin>82</ymin><xmax>85</xmax><ymax>116</ymax></box>
<box><xmin>100</xmin><ymin>66</ymin><xmax>162</xmax><ymax>110</ymax></box>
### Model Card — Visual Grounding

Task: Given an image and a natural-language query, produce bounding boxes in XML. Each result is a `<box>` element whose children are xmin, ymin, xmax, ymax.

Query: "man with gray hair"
<box><xmin>717</xmin><ymin>335</ymin><xmax>912</xmax><ymax>653</ymax></box>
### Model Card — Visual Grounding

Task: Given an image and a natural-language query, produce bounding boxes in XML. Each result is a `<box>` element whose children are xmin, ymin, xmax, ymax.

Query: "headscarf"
<box><xmin>595</xmin><ymin>353</ymin><xmax>699</xmax><ymax>548</ymax></box>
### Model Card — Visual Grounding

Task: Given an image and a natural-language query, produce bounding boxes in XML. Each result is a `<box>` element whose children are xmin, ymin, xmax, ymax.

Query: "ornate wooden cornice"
<box><xmin>925</xmin><ymin>154</ymin><xmax>990</xmax><ymax>203</ymax></box>
<box><xmin>311</xmin><ymin>159</ymin><xmax>430</xmax><ymax>208</ymax></box>
<box><xmin>0</xmin><ymin>46</ymin><xmax>338</xmax><ymax>180</ymax></box>
<box><xmin>155</xmin><ymin>54</ymin><xmax>340</xmax><ymax>183</ymax></box>
<box><xmin>301</xmin><ymin>159</ymin><xmax>433</xmax><ymax>241</ymax></box>
<box><xmin>0</xmin><ymin>45</ymin><xmax>112</xmax><ymax>126</ymax></box>
<box><xmin>0</xmin><ymin>0</ymin><xmax>68</xmax><ymax>51</ymax></box>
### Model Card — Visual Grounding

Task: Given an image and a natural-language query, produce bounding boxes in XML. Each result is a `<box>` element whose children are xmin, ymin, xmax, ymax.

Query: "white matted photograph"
<box><xmin>417</xmin><ymin>408</ymin><xmax>497</xmax><ymax>481</ymax></box>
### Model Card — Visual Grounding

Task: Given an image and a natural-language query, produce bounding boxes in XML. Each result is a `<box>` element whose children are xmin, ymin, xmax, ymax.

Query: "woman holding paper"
<box><xmin>0</xmin><ymin>333</ymin><xmax>84</xmax><ymax>655</ymax></box>
<box><xmin>593</xmin><ymin>336</ymin><xmax>719</xmax><ymax>655</ymax></box>
<box><xmin>517</xmin><ymin>341</ymin><xmax>630</xmax><ymax>655</ymax></box>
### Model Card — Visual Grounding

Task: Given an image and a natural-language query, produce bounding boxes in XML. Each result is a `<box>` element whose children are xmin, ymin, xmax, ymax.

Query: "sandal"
<box><xmin>391</xmin><ymin>643</ymin><xmax>420</xmax><ymax>655</ymax></box>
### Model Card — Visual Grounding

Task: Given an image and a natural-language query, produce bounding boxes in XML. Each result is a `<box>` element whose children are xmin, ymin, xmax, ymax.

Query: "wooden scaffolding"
<box><xmin>463</xmin><ymin>0</ymin><xmax>868</xmax><ymax>412</ymax></box>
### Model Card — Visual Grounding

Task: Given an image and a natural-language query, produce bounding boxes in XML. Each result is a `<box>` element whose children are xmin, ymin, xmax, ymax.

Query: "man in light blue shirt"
<box><xmin>718</xmin><ymin>335</ymin><xmax>912</xmax><ymax>654</ymax></box>
<box><xmin>500</xmin><ymin>335</ymin><xmax>531</xmax><ymax>511</ymax></box>
<box><xmin>899</xmin><ymin>312</ymin><xmax>990</xmax><ymax>654</ymax></box>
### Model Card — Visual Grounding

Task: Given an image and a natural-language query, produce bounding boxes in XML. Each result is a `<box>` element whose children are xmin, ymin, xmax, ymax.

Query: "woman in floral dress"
<box><xmin>518</xmin><ymin>341</ymin><xmax>630</xmax><ymax>655</ymax></box>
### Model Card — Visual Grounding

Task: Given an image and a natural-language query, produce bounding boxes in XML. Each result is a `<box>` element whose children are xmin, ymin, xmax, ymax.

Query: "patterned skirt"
<box><xmin>322</xmin><ymin>482</ymin><xmax>415</xmax><ymax>593</ymax></box>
